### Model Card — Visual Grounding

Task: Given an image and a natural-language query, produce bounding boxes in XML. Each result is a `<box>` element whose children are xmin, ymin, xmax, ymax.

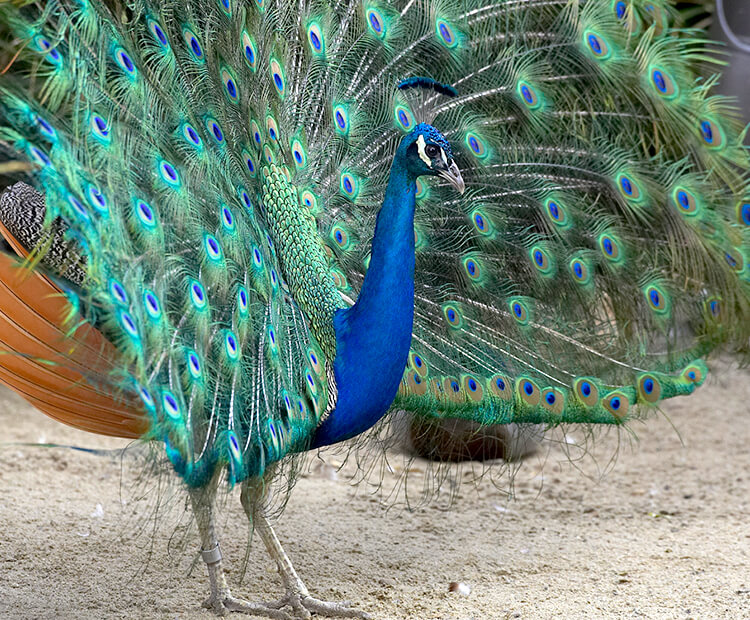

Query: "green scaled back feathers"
<box><xmin>0</xmin><ymin>0</ymin><xmax>748</xmax><ymax>486</ymax></box>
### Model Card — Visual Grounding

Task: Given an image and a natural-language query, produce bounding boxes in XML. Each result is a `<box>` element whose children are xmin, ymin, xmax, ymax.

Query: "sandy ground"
<box><xmin>0</xmin><ymin>359</ymin><xmax>749</xmax><ymax>620</ymax></box>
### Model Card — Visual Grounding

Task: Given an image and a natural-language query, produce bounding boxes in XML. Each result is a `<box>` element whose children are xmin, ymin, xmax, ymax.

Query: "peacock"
<box><xmin>0</xmin><ymin>0</ymin><xmax>749</xmax><ymax>617</ymax></box>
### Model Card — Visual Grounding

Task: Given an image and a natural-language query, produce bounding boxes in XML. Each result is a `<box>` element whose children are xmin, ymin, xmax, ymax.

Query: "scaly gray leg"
<box><xmin>188</xmin><ymin>476</ymin><xmax>291</xmax><ymax>619</ymax></box>
<box><xmin>240</xmin><ymin>470</ymin><xmax>372</xmax><ymax>620</ymax></box>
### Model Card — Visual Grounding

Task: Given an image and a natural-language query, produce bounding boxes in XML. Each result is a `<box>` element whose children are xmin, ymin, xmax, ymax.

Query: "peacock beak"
<box><xmin>438</xmin><ymin>161</ymin><xmax>465</xmax><ymax>195</ymax></box>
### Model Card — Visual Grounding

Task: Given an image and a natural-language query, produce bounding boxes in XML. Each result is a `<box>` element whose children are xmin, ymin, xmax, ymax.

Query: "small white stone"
<box><xmin>448</xmin><ymin>582</ymin><xmax>471</xmax><ymax>596</ymax></box>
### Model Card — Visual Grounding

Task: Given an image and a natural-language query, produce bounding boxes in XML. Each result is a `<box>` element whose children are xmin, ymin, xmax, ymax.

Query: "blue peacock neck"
<box><xmin>311</xmin><ymin>145</ymin><xmax>417</xmax><ymax>448</ymax></box>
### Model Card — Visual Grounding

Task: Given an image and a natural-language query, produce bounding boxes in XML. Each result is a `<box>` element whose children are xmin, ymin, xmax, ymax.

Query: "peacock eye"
<box><xmin>425</xmin><ymin>144</ymin><xmax>439</xmax><ymax>158</ymax></box>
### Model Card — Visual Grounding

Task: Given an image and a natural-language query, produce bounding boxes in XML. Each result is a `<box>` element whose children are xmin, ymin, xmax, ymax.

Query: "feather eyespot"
<box><xmin>204</xmin><ymin>234</ymin><xmax>223</xmax><ymax>262</ymax></box>
<box><xmin>35</xmin><ymin>37</ymin><xmax>62</xmax><ymax>65</ymax></box>
<box><xmin>183</xmin><ymin>29</ymin><xmax>204</xmax><ymax>62</ymax></box>
<box><xmin>109</xmin><ymin>279</ymin><xmax>129</xmax><ymax>306</ymax></box>
<box><xmin>681</xmin><ymin>364</ymin><xmax>704</xmax><ymax>385</ymax></box>
<box><xmin>723</xmin><ymin>247</ymin><xmax>745</xmax><ymax>272</ymax></box>
<box><xmin>119</xmin><ymin>310</ymin><xmax>139</xmax><ymax>340</ymax></box>
<box><xmin>90</xmin><ymin>114</ymin><xmax>111</xmax><ymax>143</ymax></box>
<box><xmin>227</xmin><ymin>431</ymin><xmax>242</xmax><ymax>463</ymax></box>
<box><xmin>148</xmin><ymin>19</ymin><xmax>169</xmax><ymax>48</ymax></box>
<box><xmin>603</xmin><ymin>391</ymin><xmax>629</xmax><ymax>419</ymax></box>
<box><xmin>224</xmin><ymin>330</ymin><xmax>240</xmax><ymax>361</ymax></box>
<box><xmin>530</xmin><ymin>246</ymin><xmax>554</xmax><ymax>276</ymax></box>
<box><xmin>471</xmin><ymin>210</ymin><xmax>492</xmax><ymax>235</ymax></box>
<box><xmin>436</xmin><ymin>19</ymin><xmax>458</xmax><ymax>49</ymax></box>
<box><xmin>221</xmin><ymin>205</ymin><xmax>235</xmax><ymax>232</ymax></box>
<box><xmin>270</xmin><ymin>58</ymin><xmax>285</xmax><ymax>98</ymax></box>
<box><xmin>139</xmin><ymin>386</ymin><xmax>156</xmax><ymax>410</ymax></box>
<box><xmin>509</xmin><ymin>298</ymin><xmax>530</xmax><ymax>325</ymax></box>
<box><xmin>242</xmin><ymin>149</ymin><xmax>257</xmax><ymax>177</ymax></box>
<box><xmin>650</xmin><ymin>67</ymin><xmax>678</xmax><ymax>99</ymax></box>
<box><xmin>705</xmin><ymin>297</ymin><xmax>722</xmax><ymax>322</ymax></box>
<box><xmin>442</xmin><ymin>303</ymin><xmax>464</xmax><ymax>329</ymax></box>
<box><xmin>331</xmin><ymin>225</ymin><xmax>351</xmax><ymax>250</ymax></box>
<box><xmin>738</xmin><ymin>202</ymin><xmax>750</xmax><ymax>227</ymax></box>
<box><xmin>291</xmin><ymin>140</ymin><xmax>307</xmax><ymax>167</ymax></box>
<box><xmin>340</xmin><ymin>172</ymin><xmax>359</xmax><ymax>199</ymax></box>
<box><xmin>463</xmin><ymin>375</ymin><xmax>484</xmax><ymax>402</ymax></box>
<box><xmin>644</xmin><ymin>284</ymin><xmax>670</xmax><ymax>315</ymax></box>
<box><xmin>159</xmin><ymin>160</ymin><xmax>180</xmax><ymax>187</ymax></box>
<box><xmin>394</xmin><ymin>105</ymin><xmax>414</xmax><ymax>132</ymax></box>
<box><xmin>189</xmin><ymin>280</ymin><xmax>208</xmax><ymax>310</ymax></box>
<box><xmin>366</xmin><ymin>8</ymin><xmax>386</xmax><ymax>38</ymax></box>
<box><xmin>114</xmin><ymin>48</ymin><xmax>137</xmax><ymax>77</ymax></box>
<box><xmin>87</xmin><ymin>185</ymin><xmax>108</xmax><ymax>214</ymax></box>
<box><xmin>29</xmin><ymin>145</ymin><xmax>51</xmax><ymax>167</ymax></box>
<box><xmin>242</xmin><ymin>32</ymin><xmax>258</xmax><ymax>70</ymax></box>
<box><xmin>443</xmin><ymin>377</ymin><xmax>463</xmax><ymax>403</ymax></box>
<box><xmin>489</xmin><ymin>374</ymin><xmax>513</xmax><ymax>400</ymax></box>
<box><xmin>162</xmin><ymin>391</ymin><xmax>181</xmax><ymax>421</ymax></box>
<box><xmin>517</xmin><ymin>377</ymin><xmax>541</xmax><ymax>406</ymax></box>
<box><xmin>186</xmin><ymin>350</ymin><xmax>202</xmax><ymax>380</ymax></box>
<box><xmin>262</xmin><ymin>145</ymin><xmax>275</xmax><ymax>165</ymax></box>
<box><xmin>307</xmin><ymin>348</ymin><xmax>324</xmax><ymax>377</ymax></box>
<box><xmin>239</xmin><ymin>189</ymin><xmax>252</xmax><ymax>210</ymax></box>
<box><xmin>221</xmin><ymin>68</ymin><xmax>239</xmax><ymax>103</ymax></box>
<box><xmin>143</xmin><ymin>290</ymin><xmax>162</xmax><ymax>320</ymax></box>
<box><xmin>616</xmin><ymin>173</ymin><xmax>644</xmax><ymax>203</ymax></box>
<box><xmin>672</xmin><ymin>187</ymin><xmax>699</xmax><ymax>216</ymax></box>
<box><xmin>542</xmin><ymin>388</ymin><xmax>564</xmax><ymax>414</ymax></box>
<box><xmin>182</xmin><ymin>123</ymin><xmax>203</xmax><ymax>147</ymax></box>
<box><xmin>545</xmin><ymin>199</ymin><xmax>567</xmax><ymax>226</ymax></box>
<box><xmin>699</xmin><ymin>119</ymin><xmax>725</xmax><ymax>149</ymax></box>
<box><xmin>584</xmin><ymin>30</ymin><xmax>611</xmax><ymax>59</ymax></box>
<box><xmin>135</xmin><ymin>199</ymin><xmax>157</xmax><ymax>228</ymax></box>
<box><xmin>517</xmin><ymin>81</ymin><xmax>541</xmax><ymax>109</ymax></box>
<box><xmin>237</xmin><ymin>286</ymin><xmax>249</xmax><ymax>316</ymax></box>
<box><xmin>569</xmin><ymin>257</ymin><xmax>592</xmax><ymax>285</ymax></box>
<box><xmin>404</xmin><ymin>372</ymin><xmax>428</xmax><ymax>396</ymax></box>
<box><xmin>301</xmin><ymin>190</ymin><xmax>318</xmax><ymax>212</ymax></box>
<box><xmin>34</xmin><ymin>115</ymin><xmax>57</xmax><ymax>141</ymax></box>
<box><xmin>409</xmin><ymin>351</ymin><xmax>428</xmax><ymax>377</ymax></box>
<box><xmin>265</xmin><ymin>116</ymin><xmax>279</xmax><ymax>142</ymax></box>
<box><xmin>307</xmin><ymin>23</ymin><xmax>325</xmax><ymax>54</ymax></box>
<box><xmin>638</xmin><ymin>374</ymin><xmax>661</xmax><ymax>403</ymax></box>
<box><xmin>465</xmin><ymin>132</ymin><xmax>488</xmax><ymax>159</ymax></box>
<box><xmin>598</xmin><ymin>233</ymin><xmax>623</xmax><ymax>264</ymax></box>
<box><xmin>68</xmin><ymin>194</ymin><xmax>89</xmax><ymax>221</ymax></box>
<box><xmin>574</xmin><ymin>378</ymin><xmax>599</xmax><ymax>407</ymax></box>
<box><xmin>462</xmin><ymin>256</ymin><xmax>482</xmax><ymax>282</ymax></box>
<box><xmin>206</xmin><ymin>118</ymin><xmax>225</xmax><ymax>144</ymax></box>
<box><xmin>333</xmin><ymin>105</ymin><xmax>350</xmax><ymax>136</ymax></box>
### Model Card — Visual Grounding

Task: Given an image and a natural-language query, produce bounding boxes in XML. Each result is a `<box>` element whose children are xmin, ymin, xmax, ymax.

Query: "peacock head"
<box><xmin>403</xmin><ymin>123</ymin><xmax>465</xmax><ymax>194</ymax></box>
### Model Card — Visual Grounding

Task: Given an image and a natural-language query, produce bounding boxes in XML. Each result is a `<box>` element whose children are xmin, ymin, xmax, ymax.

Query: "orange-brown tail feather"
<box><xmin>0</xmin><ymin>226</ymin><xmax>147</xmax><ymax>439</ymax></box>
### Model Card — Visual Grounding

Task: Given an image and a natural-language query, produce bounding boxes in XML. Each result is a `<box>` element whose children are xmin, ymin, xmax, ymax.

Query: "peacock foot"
<box><xmin>261</xmin><ymin>591</ymin><xmax>372</xmax><ymax>619</ymax></box>
<box><xmin>202</xmin><ymin>590</ymin><xmax>293</xmax><ymax>619</ymax></box>
<box><xmin>202</xmin><ymin>588</ymin><xmax>370</xmax><ymax>619</ymax></box>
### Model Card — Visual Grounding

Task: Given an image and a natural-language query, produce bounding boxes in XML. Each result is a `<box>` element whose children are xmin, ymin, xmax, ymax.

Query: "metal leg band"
<box><xmin>201</xmin><ymin>542</ymin><xmax>222</xmax><ymax>565</ymax></box>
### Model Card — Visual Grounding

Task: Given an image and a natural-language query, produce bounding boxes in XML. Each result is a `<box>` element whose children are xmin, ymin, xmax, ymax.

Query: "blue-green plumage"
<box><xmin>0</xmin><ymin>0</ymin><xmax>749</xmax><ymax>615</ymax></box>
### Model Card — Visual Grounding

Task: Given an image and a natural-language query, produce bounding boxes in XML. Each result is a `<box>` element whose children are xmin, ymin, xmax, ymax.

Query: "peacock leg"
<box><xmin>240</xmin><ymin>473</ymin><xmax>372</xmax><ymax>620</ymax></box>
<box><xmin>188</xmin><ymin>478</ymin><xmax>291</xmax><ymax>619</ymax></box>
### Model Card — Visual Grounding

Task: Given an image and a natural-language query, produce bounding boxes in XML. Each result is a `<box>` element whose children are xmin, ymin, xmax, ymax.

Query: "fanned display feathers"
<box><xmin>0</xmin><ymin>0</ymin><xmax>749</xmax><ymax>493</ymax></box>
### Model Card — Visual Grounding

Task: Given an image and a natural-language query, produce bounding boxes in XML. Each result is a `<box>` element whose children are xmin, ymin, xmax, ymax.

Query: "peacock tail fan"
<box><xmin>0</xmin><ymin>0</ymin><xmax>748</xmax><ymax>489</ymax></box>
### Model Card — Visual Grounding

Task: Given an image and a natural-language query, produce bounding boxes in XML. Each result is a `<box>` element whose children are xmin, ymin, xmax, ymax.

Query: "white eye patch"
<box><xmin>416</xmin><ymin>134</ymin><xmax>432</xmax><ymax>168</ymax></box>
